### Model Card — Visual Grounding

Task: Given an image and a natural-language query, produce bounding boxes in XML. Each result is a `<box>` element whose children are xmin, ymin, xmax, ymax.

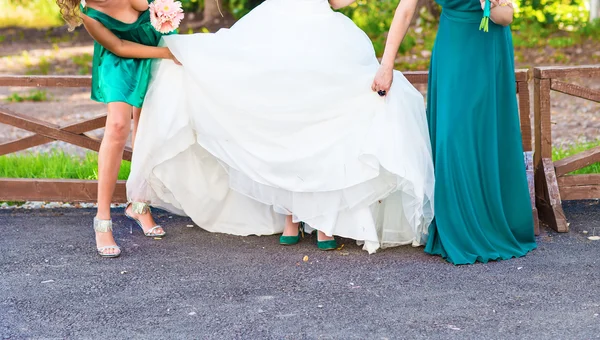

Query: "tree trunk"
<box><xmin>201</xmin><ymin>0</ymin><xmax>225</xmax><ymax>24</ymax></box>
<box><xmin>411</xmin><ymin>0</ymin><xmax>441</xmax><ymax>24</ymax></box>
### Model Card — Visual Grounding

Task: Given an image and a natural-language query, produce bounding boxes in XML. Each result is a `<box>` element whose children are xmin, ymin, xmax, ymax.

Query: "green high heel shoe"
<box><xmin>279</xmin><ymin>222</ymin><xmax>304</xmax><ymax>245</ymax></box>
<box><xmin>316</xmin><ymin>231</ymin><xmax>337</xmax><ymax>251</ymax></box>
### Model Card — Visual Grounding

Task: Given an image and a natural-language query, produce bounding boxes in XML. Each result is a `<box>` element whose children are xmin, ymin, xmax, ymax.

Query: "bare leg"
<box><xmin>131</xmin><ymin>106</ymin><xmax>142</xmax><ymax>151</ymax></box>
<box><xmin>317</xmin><ymin>230</ymin><xmax>335</xmax><ymax>242</ymax></box>
<box><xmin>95</xmin><ymin>102</ymin><xmax>132</xmax><ymax>255</ymax></box>
<box><xmin>282</xmin><ymin>215</ymin><xmax>300</xmax><ymax>236</ymax></box>
<box><xmin>127</xmin><ymin>106</ymin><xmax>164</xmax><ymax>234</ymax></box>
<box><xmin>284</xmin><ymin>215</ymin><xmax>333</xmax><ymax>241</ymax></box>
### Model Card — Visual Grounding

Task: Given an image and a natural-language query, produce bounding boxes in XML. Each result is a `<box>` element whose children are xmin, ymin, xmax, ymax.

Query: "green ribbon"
<box><xmin>479</xmin><ymin>0</ymin><xmax>491</xmax><ymax>32</ymax></box>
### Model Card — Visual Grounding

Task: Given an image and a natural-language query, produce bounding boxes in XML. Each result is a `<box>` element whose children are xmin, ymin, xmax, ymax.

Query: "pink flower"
<box><xmin>149</xmin><ymin>0</ymin><xmax>185</xmax><ymax>34</ymax></box>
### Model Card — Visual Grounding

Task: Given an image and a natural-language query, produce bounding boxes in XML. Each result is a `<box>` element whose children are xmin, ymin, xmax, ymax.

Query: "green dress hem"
<box><xmin>424</xmin><ymin>0</ymin><xmax>537</xmax><ymax>265</ymax></box>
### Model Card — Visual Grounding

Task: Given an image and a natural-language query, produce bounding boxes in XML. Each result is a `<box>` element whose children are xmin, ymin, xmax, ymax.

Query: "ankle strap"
<box><xmin>94</xmin><ymin>217</ymin><xmax>113</xmax><ymax>233</ymax></box>
<box><xmin>129</xmin><ymin>201</ymin><xmax>151</xmax><ymax>215</ymax></box>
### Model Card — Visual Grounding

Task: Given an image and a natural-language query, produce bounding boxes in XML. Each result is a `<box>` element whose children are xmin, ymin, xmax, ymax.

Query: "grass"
<box><xmin>0</xmin><ymin>0</ymin><xmax>63</xmax><ymax>28</ymax></box>
<box><xmin>21</xmin><ymin>51</ymin><xmax>54</xmax><ymax>75</ymax></box>
<box><xmin>0</xmin><ymin>143</ymin><xmax>597</xmax><ymax>181</ymax></box>
<box><xmin>71</xmin><ymin>53</ymin><xmax>93</xmax><ymax>75</ymax></box>
<box><xmin>5</xmin><ymin>90</ymin><xmax>50</xmax><ymax>103</ymax></box>
<box><xmin>26</xmin><ymin>56</ymin><xmax>52</xmax><ymax>75</ymax></box>
<box><xmin>0</xmin><ymin>151</ymin><xmax>131</xmax><ymax>180</ymax></box>
<box><xmin>553</xmin><ymin>141</ymin><xmax>600</xmax><ymax>175</ymax></box>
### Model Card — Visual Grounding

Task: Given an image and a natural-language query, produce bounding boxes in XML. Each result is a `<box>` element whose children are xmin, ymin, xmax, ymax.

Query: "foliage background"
<box><xmin>3</xmin><ymin>0</ymin><xmax>597</xmax><ymax>62</ymax></box>
<box><xmin>1</xmin><ymin>0</ymin><xmax>595</xmax><ymax>31</ymax></box>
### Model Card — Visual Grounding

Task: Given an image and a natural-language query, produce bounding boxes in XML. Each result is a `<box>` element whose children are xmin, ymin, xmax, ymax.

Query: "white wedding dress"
<box><xmin>127</xmin><ymin>0</ymin><xmax>435</xmax><ymax>253</ymax></box>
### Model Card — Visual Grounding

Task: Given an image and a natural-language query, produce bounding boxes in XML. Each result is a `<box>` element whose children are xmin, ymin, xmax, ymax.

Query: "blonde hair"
<box><xmin>56</xmin><ymin>0</ymin><xmax>83</xmax><ymax>31</ymax></box>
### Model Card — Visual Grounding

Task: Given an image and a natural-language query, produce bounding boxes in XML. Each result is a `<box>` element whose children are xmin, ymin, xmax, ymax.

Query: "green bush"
<box><xmin>181</xmin><ymin>0</ymin><xmax>204</xmax><ymax>11</ymax></box>
<box><xmin>1</xmin><ymin>0</ymin><xmax>596</xmax><ymax>35</ymax></box>
<box><xmin>513</xmin><ymin>0</ymin><xmax>589</xmax><ymax>29</ymax></box>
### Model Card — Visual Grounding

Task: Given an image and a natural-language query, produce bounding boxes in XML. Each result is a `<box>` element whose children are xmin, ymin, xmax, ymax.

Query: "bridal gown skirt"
<box><xmin>127</xmin><ymin>0</ymin><xmax>435</xmax><ymax>253</ymax></box>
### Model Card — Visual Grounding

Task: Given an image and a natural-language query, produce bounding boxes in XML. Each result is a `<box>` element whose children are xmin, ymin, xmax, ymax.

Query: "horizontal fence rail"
<box><xmin>1</xmin><ymin>178</ymin><xmax>127</xmax><ymax>203</ymax></box>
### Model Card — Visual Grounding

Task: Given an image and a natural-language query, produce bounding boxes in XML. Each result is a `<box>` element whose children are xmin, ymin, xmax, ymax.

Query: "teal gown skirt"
<box><xmin>424</xmin><ymin>1</ymin><xmax>537</xmax><ymax>265</ymax></box>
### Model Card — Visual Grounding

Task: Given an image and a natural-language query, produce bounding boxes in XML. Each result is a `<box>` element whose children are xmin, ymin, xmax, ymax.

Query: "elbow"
<box><xmin>110</xmin><ymin>41</ymin><xmax>127</xmax><ymax>57</ymax></box>
<box><xmin>330</xmin><ymin>0</ymin><xmax>354</xmax><ymax>9</ymax></box>
<box><xmin>329</xmin><ymin>0</ymin><xmax>342</xmax><ymax>9</ymax></box>
<box><xmin>395</xmin><ymin>6</ymin><xmax>414</xmax><ymax>24</ymax></box>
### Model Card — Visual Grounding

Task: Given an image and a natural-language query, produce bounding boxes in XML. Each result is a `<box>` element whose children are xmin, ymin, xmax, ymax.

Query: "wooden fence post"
<box><xmin>533</xmin><ymin>69</ymin><xmax>568</xmax><ymax>232</ymax></box>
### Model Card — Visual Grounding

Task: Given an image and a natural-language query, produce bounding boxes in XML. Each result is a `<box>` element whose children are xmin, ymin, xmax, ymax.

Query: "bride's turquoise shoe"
<box><xmin>279</xmin><ymin>222</ymin><xmax>304</xmax><ymax>245</ymax></box>
<box><xmin>317</xmin><ymin>234</ymin><xmax>337</xmax><ymax>251</ymax></box>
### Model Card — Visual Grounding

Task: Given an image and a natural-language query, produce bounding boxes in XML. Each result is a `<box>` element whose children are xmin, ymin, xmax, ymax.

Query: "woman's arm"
<box><xmin>329</xmin><ymin>0</ymin><xmax>356</xmax><ymax>10</ymax></box>
<box><xmin>371</xmin><ymin>0</ymin><xmax>419</xmax><ymax>94</ymax></box>
<box><xmin>82</xmin><ymin>14</ymin><xmax>179</xmax><ymax>62</ymax></box>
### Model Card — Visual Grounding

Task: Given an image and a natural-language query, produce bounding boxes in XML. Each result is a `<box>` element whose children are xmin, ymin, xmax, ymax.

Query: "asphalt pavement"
<box><xmin>1</xmin><ymin>200</ymin><xmax>599</xmax><ymax>339</ymax></box>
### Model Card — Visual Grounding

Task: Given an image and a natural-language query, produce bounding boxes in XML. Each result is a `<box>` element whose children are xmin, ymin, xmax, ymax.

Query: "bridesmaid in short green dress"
<box><xmin>81</xmin><ymin>1</ymin><xmax>168</xmax><ymax>107</ymax></box>
<box><xmin>424</xmin><ymin>0</ymin><xmax>537</xmax><ymax>264</ymax></box>
<box><xmin>57</xmin><ymin>0</ymin><xmax>179</xmax><ymax>257</ymax></box>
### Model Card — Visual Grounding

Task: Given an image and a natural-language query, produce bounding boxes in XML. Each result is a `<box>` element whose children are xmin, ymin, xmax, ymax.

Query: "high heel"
<box><xmin>125</xmin><ymin>202</ymin><xmax>166</xmax><ymax>237</ymax></box>
<box><xmin>316</xmin><ymin>231</ymin><xmax>337</xmax><ymax>251</ymax></box>
<box><xmin>279</xmin><ymin>222</ymin><xmax>304</xmax><ymax>245</ymax></box>
<box><xmin>94</xmin><ymin>217</ymin><xmax>121</xmax><ymax>258</ymax></box>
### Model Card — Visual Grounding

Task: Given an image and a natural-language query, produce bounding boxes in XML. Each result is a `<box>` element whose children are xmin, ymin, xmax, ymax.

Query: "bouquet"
<box><xmin>149</xmin><ymin>0</ymin><xmax>185</xmax><ymax>34</ymax></box>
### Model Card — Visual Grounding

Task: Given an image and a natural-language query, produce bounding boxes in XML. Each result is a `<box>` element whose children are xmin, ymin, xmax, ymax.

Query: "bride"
<box><xmin>127</xmin><ymin>0</ymin><xmax>434</xmax><ymax>253</ymax></box>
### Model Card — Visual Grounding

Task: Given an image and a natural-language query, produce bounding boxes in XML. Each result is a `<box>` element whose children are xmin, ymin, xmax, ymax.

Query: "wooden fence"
<box><xmin>0</xmin><ymin>75</ymin><xmax>128</xmax><ymax>202</ymax></box>
<box><xmin>533</xmin><ymin>65</ymin><xmax>600</xmax><ymax>233</ymax></box>
<box><xmin>0</xmin><ymin>68</ymin><xmax>582</xmax><ymax>237</ymax></box>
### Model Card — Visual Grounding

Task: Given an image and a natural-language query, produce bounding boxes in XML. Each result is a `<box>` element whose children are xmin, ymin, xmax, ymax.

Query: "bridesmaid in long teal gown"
<box><xmin>424</xmin><ymin>0</ymin><xmax>537</xmax><ymax>264</ymax></box>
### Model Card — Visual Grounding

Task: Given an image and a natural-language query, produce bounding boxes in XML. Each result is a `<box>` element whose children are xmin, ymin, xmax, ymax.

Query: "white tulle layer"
<box><xmin>127</xmin><ymin>0</ymin><xmax>435</xmax><ymax>253</ymax></box>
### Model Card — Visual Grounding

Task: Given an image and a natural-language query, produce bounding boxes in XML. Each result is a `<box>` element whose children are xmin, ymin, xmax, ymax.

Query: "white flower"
<box><xmin>81</xmin><ymin>0</ymin><xmax>86</xmax><ymax>8</ymax></box>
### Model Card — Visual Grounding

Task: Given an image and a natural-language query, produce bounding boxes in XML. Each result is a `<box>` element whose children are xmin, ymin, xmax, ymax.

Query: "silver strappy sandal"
<box><xmin>124</xmin><ymin>202</ymin><xmax>166</xmax><ymax>237</ymax></box>
<box><xmin>94</xmin><ymin>217</ymin><xmax>121</xmax><ymax>258</ymax></box>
